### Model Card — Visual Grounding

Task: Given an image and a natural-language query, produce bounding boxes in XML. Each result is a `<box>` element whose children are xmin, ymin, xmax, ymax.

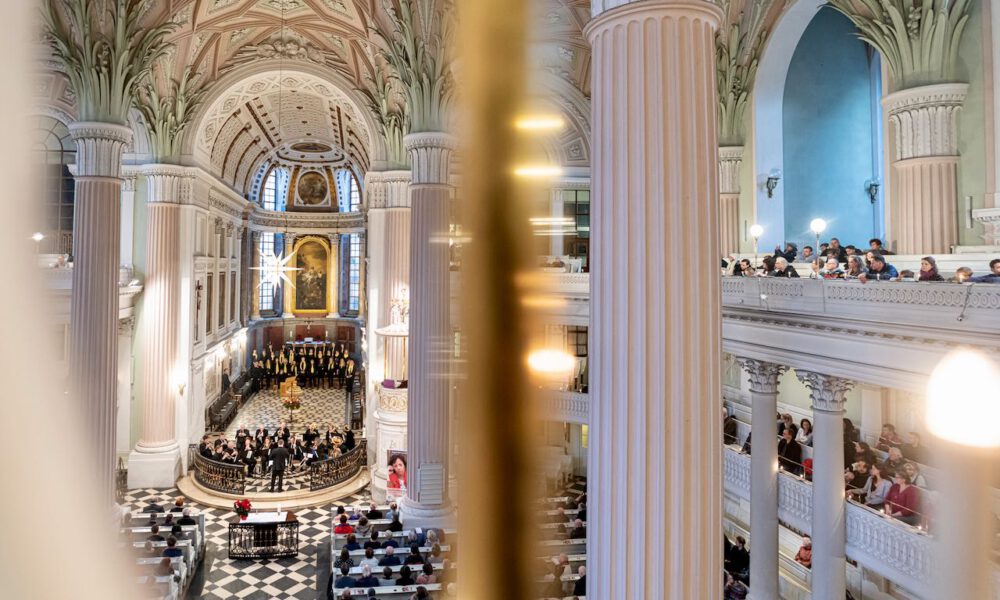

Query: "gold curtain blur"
<box><xmin>455</xmin><ymin>0</ymin><xmax>544</xmax><ymax>598</ymax></box>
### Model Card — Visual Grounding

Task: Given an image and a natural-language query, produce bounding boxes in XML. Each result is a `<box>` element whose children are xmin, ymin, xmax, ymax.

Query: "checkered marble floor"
<box><xmin>125</xmin><ymin>487</ymin><xmax>369</xmax><ymax>599</ymax></box>
<box><xmin>226</xmin><ymin>389</ymin><xmax>349</xmax><ymax>439</ymax></box>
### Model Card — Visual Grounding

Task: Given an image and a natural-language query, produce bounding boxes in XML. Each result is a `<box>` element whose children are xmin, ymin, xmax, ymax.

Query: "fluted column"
<box><xmin>327</xmin><ymin>233</ymin><xmax>340</xmax><ymax>318</ymax></box>
<box><xmin>884</xmin><ymin>83</ymin><xmax>967</xmax><ymax>253</ymax></box>
<box><xmin>250</xmin><ymin>231</ymin><xmax>261</xmax><ymax>321</ymax></box>
<box><xmin>737</xmin><ymin>358</ymin><xmax>786</xmax><ymax>600</ymax></box>
<box><xmin>68</xmin><ymin>122</ymin><xmax>132</xmax><ymax>502</ymax></box>
<box><xmin>719</xmin><ymin>146</ymin><xmax>743</xmax><ymax>256</ymax></box>
<box><xmin>366</xmin><ymin>170</ymin><xmax>412</xmax><ymax>500</ymax></box>
<box><xmin>128</xmin><ymin>165</ymin><xmax>190</xmax><ymax>488</ymax></box>
<box><xmin>586</xmin><ymin>2</ymin><xmax>723</xmax><ymax>597</ymax></box>
<box><xmin>402</xmin><ymin>131</ymin><xmax>457</xmax><ymax>525</ymax></box>
<box><xmin>796</xmin><ymin>371</ymin><xmax>854</xmax><ymax>600</ymax></box>
<box><xmin>282</xmin><ymin>233</ymin><xmax>295</xmax><ymax>318</ymax></box>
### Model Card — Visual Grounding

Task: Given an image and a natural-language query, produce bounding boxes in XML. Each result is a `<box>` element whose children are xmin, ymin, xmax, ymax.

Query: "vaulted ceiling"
<box><xmin>36</xmin><ymin>0</ymin><xmax>597</xmax><ymax>194</ymax></box>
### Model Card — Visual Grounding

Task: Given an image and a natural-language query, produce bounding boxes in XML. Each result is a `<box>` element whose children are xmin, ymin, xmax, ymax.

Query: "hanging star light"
<box><xmin>252</xmin><ymin>249</ymin><xmax>302</xmax><ymax>287</ymax></box>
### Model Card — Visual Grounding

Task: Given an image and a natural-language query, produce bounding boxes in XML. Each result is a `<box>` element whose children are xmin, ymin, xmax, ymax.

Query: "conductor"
<box><xmin>269</xmin><ymin>439</ymin><xmax>291</xmax><ymax>493</ymax></box>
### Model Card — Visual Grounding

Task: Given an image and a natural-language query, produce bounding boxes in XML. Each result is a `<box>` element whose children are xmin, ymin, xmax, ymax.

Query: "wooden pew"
<box><xmin>332</xmin><ymin>528</ymin><xmax>456</xmax><ymax>550</ymax></box>
<box><xmin>332</xmin><ymin>583</ymin><xmax>443</xmax><ymax>598</ymax></box>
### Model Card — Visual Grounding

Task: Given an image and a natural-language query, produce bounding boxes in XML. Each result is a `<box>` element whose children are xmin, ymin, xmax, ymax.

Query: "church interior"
<box><xmin>1</xmin><ymin>0</ymin><xmax>999</xmax><ymax>598</ymax></box>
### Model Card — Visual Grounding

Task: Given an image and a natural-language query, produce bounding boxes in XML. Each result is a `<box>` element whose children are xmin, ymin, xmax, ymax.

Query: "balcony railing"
<box><xmin>845</xmin><ymin>500</ymin><xmax>934</xmax><ymax>588</ymax></box>
<box><xmin>721</xmin><ymin>277</ymin><xmax>1000</xmax><ymax>333</ymax></box>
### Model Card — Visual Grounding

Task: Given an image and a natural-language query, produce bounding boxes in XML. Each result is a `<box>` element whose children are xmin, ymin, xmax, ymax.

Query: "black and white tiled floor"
<box><xmin>125</xmin><ymin>487</ymin><xmax>370</xmax><ymax>599</ymax></box>
<box><xmin>225</xmin><ymin>388</ymin><xmax>350</xmax><ymax>439</ymax></box>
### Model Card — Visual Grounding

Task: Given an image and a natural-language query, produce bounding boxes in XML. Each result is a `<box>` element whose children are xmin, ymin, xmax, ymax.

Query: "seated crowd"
<box><xmin>722</xmin><ymin>237</ymin><xmax>1000</xmax><ymax>284</ymax></box>
<box><xmin>533</xmin><ymin>489</ymin><xmax>588</xmax><ymax>599</ymax></box>
<box><xmin>730</xmin><ymin>410</ymin><xmax>933</xmax><ymax>529</ymax></box>
<box><xmin>125</xmin><ymin>497</ymin><xmax>205</xmax><ymax>599</ymax></box>
<box><xmin>328</xmin><ymin>503</ymin><xmax>453</xmax><ymax>600</ymax></box>
<box><xmin>198</xmin><ymin>422</ymin><xmax>357</xmax><ymax>476</ymax></box>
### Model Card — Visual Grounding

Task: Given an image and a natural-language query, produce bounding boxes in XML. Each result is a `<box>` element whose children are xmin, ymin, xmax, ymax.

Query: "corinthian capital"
<box><xmin>795</xmin><ymin>371</ymin><xmax>854</xmax><ymax>413</ymax></box>
<box><xmin>736</xmin><ymin>358</ymin><xmax>786</xmax><ymax>394</ymax></box>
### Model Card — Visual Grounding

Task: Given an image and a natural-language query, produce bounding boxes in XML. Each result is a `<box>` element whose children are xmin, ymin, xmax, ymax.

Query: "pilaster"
<box><xmin>883</xmin><ymin>83</ymin><xmax>968</xmax><ymax>253</ymax></box>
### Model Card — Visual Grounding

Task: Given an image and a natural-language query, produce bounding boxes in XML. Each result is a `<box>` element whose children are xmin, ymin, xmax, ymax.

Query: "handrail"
<box><xmin>309</xmin><ymin>438</ymin><xmax>368</xmax><ymax>491</ymax></box>
<box><xmin>193</xmin><ymin>451</ymin><xmax>246</xmax><ymax>495</ymax></box>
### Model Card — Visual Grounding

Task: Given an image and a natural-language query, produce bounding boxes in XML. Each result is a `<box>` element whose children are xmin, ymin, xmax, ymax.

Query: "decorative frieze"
<box><xmin>378</xmin><ymin>386</ymin><xmax>409</xmax><ymax>412</ymax></box>
<box><xmin>883</xmin><ymin>83</ymin><xmax>967</xmax><ymax>161</ymax></box>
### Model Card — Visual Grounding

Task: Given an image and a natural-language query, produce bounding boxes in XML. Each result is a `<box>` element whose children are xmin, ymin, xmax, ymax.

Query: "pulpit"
<box><xmin>228</xmin><ymin>511</ymin><xmax>299</xmax><ymax>559</ymax></box>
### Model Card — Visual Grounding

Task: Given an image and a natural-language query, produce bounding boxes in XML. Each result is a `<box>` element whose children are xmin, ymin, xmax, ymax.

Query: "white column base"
<box><xmin>327</xmin><ymin>312</ymin><xmax>340</xmax><ymax>319</ymax></box>
<box><xmin>127</xmin><ymin>444</ymin><xmax>181</xmax><ymax>489</ymax></box>
<box><xmin>398</xmin><ymin>497</ymin><xmax>456</xmax><ymax>530</ymax></box>
<box><xmin>282</xmin><ymin>312</ymin><xmax>293</xmax><ymax>319</ymax></box>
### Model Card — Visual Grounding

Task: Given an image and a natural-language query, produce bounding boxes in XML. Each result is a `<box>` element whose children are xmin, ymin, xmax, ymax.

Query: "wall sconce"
<box><xmin>177</xmin><ymin>382</ymin><xmax>186</xmax><ymax>397</ymax></box>
<box><xmin>866</xmin><ymin>179</ymin><xmax>881</xmax><ymax>204</ymax></box>
<box><xmin>765</xmin><ymin>169</ymin><xmax>782</xmax><ymax>198</ymax></box>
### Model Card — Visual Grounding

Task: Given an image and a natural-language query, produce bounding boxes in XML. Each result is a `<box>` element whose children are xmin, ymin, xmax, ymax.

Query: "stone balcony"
<box><xmin>723</xmin><ymin>446</ymin><xmax>1000</xmax><ymax>598</ymax></box>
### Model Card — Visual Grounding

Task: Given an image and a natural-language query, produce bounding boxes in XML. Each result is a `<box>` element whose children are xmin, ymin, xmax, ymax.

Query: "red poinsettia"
<box><xmin>234</xmin><ymin>498</ymin><xmax>252</xmax><ymax>518</ymax></box>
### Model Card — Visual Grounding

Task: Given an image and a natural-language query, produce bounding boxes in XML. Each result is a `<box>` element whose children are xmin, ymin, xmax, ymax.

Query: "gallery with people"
<box><xmin>4</xmin><ymin>0</ymin><xmax>1000</xmax><ymax>598</ymax></box>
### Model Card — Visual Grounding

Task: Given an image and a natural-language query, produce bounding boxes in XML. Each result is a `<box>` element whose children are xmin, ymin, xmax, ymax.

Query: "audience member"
<box><xmin>344</xmin><ymin>533</ymin><xmax>361</xmax><ymax>551</ymax></box>
<box><xmin>953</xmin><ymin>266</ymin><xmax>974</xmax><ymax>282</ymax></box>
<box><xmin>162</xmin><ymin>536</ymin><xmax>183</xmax><ymax>558</ymax></box>
<box><xmin>845</xmin><ymin>255</ymin><xmax>866</xmax><ymax>278</ymax></box>
<box><xmin>859</xmin><ymin>253</ymin><xmax>898</xmax><ymax>282</ymax></box>
<box><xmin>334</xmin><ymin>514</ymin><xmax>354</xmax><ymax>535</ymax></box>
<box><xmin>147</xmin><ymin>524</ymin><xmax>164</xmax><ymax>542</ymax></box>
<box><xmin>724</xmin><ymin>535</ymin><xmax>749</xmax><ymax>580</ymax></box>
<box><xmin>153</xmin><ymin>557</ymin><xmax>173</xmax><ymax>578</ymax></box>
<box><xmin>882</xmin><ymin>447</ymin><xmax>907</xmax><ymax>473</ymax></box>
<box><xmin>796</xmin><ymin>418</ymin><xmax>813</xmax><ymax>447</ymax></box>
<box><xmin>177</xmin><ymin>508</ymin><xmax>196</xmax><ymax>526</ymax></box>
<box><xmin>543</xmin><ymin>564</ymin><xmax>566</xmax><ymax>598</ymax></box>
<box><xmin>918</xmin><ymin>256</ymin><xmax>944</xmax><ymax>281</ymax></box>
<box><xmin>813</xmin><ymin>257</ymin><xmax>844</xmax><ymax>279</ymax></box>
<box><xmin>869</xmin><ymin>238</ymin><xmax>892</xmax><ymax>255</ymax></box>
<box><xmin>170</xmin><ymin>497</ymin><xmax>185</xmax><ymax>513</ymax></box>
<box><xmin>857</xmin><ymin>465</ymin><xmax>892</xmax><ymax>509</ymax></box>
<box><xmin>573</xmin><ymin>566</ymin><xmax>587</xmax><ymax>596</ymax></box>
<box><xmin>378</xmin><ymin>545</ymin><xmax>401</xmax><ymax>567</ymax></box>
<box><xmin>724</xmin><ymin>571</ymin><xmax>749</xmax><ymax>600</ymax></box>
<box><xmin>364</xmin><ymin>530</ymin><xmax>381</xmax><ymax>550</ymax></box>
<box><xmin>334</xmin><ymin>548</ymin><xmax>355</xmax><ymax>571</ymax></box>
<box><xmin>876</xmin><ymin>424</ymin><xmax>903</xmax><ymax>451</ymax></box>
<box><xmin>827</xmin><ymin>238</ymin><xmax>848</xmax><ymax>262</ymax></box>
<box><xmin>799</xmin><ymin>246</ymin><xmax>815</xmax><ymax>262</ymax></box>
<box><xmin>397</xmin><ymin>565</ymin><xmax>415</xmax><ymax>586</ymax></box>
<box><xmin>359</xmin><ymin>547</ymin><xmax>378</xmax><ymax>570</ymax></box>
<box><xmin>969</xmin><ymin>258</ymin><xmax>1000</xmax><ymax>282</ymax></box>
<box><xmin>794</xmin><ymin>536</ymin><xmax>812</xmax><ymax>569</ymax></box>
<box><xmin>777</xmin><ymin>413</ymin><xmax>798</xmax><ymax>439</ymax></box>
<box><xmin>773</xmin><ymin>243</ymin><xmax>798</xmax><ymax>262</ymax></box>
<box><xmin>404</xmin><ymin>544</ymin><xmax>425</xmax><ymax>566</ymax></box>
<box><xmin>334</xmin><ymin>564</ymin><xmax>357</xmax><ymax>589</ymax></box>
<box><xmin>355</xmin><ymin>564</ymin><xmax>379</xmax><ymax>588</ymax></box>
<box><xmin>886</xmin><ymin>472</ymin><xmax>921</xmax><ymax>526</ymax></box>
<box><xmin>854</xmin><ymin>441</ymin><xmax>877</xmax><ymax>466</ymax></box>
<box><xmin>904</xmin><ymin>461</ymin><xmax>928</xmax><ymax>488</ymax></box>
<box><xmin>377</xmin><ymin>566</ymin><xmax>396</xmax><ymax>587</ymax></box>
<box><xmin>902</xmin><ymin>432</ymin><xmax>928</xmax><ymax>466</ymax></box>
<box><xmin>416</xmin><ymin>562</ymin><xmax>437</xmax><ymax>585</ymax></box>
<box><xmin>366</xmin><ymin>503</ymin><xmax>384</xmax><ymax>520</ymax></box>
<box><xmin>354</xmin><ymin>516</ymin><xmax>371</xmax><ymax>538</ymax></box>
<box><xmin>777</xmin><ymin>429</ymin><xmax>803</xmax><ymax>475</ymax></box>
<box><xmin>769</xmin><ymin>256</ymin><xmax>799</xmax><ymax>278</ymax></box>
<box><xmin>569</xmin><ymin>518</ymin><xmax>586</xmax><ymax>540</ymax></box>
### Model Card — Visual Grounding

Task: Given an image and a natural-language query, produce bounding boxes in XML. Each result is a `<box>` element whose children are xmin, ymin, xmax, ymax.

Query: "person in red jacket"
<box><xmin>333</xmin><ymin>514</ymin><xmax>354</xmax><ymax>534</ymax></box>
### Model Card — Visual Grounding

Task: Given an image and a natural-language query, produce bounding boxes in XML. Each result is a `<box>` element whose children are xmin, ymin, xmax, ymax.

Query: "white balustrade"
<box><xmin>723</xmin><ymin>446</ymin><xmax>751</xmax><ymax>502</ymax></box>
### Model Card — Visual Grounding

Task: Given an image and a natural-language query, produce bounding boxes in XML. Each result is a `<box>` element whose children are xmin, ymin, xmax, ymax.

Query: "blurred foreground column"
<box><xmin>586</xmin><ymin>0</ymin><xmax>724</xmax><ymax>597</ymax></box>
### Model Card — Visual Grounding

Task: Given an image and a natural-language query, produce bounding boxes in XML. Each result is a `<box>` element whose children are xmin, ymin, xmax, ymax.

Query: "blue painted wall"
<box><xmin>783</xmin><ymin>7</ymin><xmax>881</xmax><ymax>249</ymax></box>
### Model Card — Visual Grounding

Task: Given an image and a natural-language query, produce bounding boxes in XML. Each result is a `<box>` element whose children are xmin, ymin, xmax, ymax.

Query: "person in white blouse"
<box><xmin>796</xmin><ymin>418</ymin><xmax>813</xmax><ymax>447</ymax></box>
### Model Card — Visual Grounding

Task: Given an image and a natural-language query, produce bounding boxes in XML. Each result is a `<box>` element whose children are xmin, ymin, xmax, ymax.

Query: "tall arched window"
<box><xmin>259</xmin><ymin>166</ymin><xmax>289</xmax><ymax>211</ymax></box>
<box><xmin>258</xmin><ymin>231</ymin><xmax>276</xmax><ymax>312</ymax></box>
<box><xmin>335</xmin><ymin>169</ymin><xmax>362</xmax><ymax>212</ymax></box>
<box><xmin>33</xmin><ymin>116</ymin><xmax>75</xmax><ymax>254</ymax></box>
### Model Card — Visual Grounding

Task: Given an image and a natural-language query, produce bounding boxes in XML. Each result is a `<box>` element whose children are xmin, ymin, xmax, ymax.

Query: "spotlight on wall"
<box><xmin>866</xmin><ymin>179</ymin><xmax>881</xmax><ymax>204</ymax></box>
<box><xmin>765</xmin><ymin>169</ymin><xmax>782</xmax><ymax>198</ymax></box>
<box><xmin>30</xmin><ymin>232</ymin><xmax>44</xmax><ymax>242</ymax></box>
